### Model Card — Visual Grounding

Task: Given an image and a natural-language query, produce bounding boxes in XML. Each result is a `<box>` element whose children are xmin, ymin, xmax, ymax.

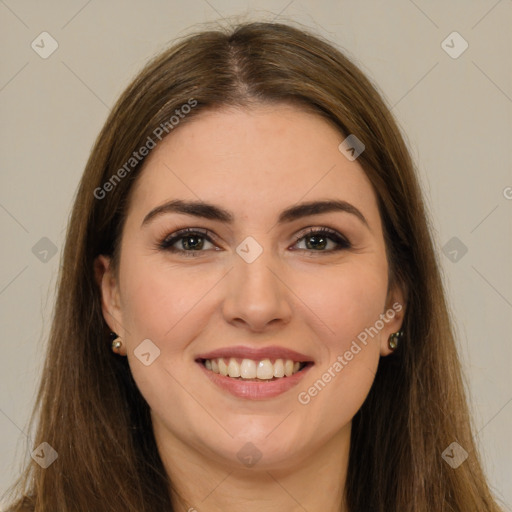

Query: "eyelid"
<box><xmin>161</xmin><ymin>227</ymin><xmax>214</xmax><ymax>244</ymax></box>
<box><xmin>294</xmin><ymin>226</ymin><xmax>350</xmax><ymax>243</ymax></box>
<box><xmin>292</xmin><ymin>226</ymin><xmax>352</xmax><ymax>253</ymax></box>
<box><xmin>157</xmin><ymin>225</ymin><xmax>351</xmax><ymax>254</ymax></box>
<box><xmin>158</xmin><ymin>227</ymin><xmax>218</xmax><ymax>252</ymax></box>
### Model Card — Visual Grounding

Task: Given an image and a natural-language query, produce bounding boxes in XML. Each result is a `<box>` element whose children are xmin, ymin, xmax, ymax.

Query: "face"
<box><xmin>96</xmin><ymin>104</ymin><xmax>405</xmax><ymax>471</ymax></box>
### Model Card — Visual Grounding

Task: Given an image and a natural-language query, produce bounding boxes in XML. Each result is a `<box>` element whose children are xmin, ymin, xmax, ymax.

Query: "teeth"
<box><xmin>240</xmin><ymin>359</ymin><xmax>257</xmax><ymax>378</ymax></box>
<box><xmin>203</xmin><ymin>357</ymin><xmax>306</xmax><ymax>380</ymax></box>
<box><xmin>257</xmin><ymin>359</ymin><xmax>274</xmax><ymax>379</ymax></box>
<box><xmin>228</xmin><ymin>358</ymin><xmax>241</xmax><ymax>378</ymax></box>
<box><xmin>218</xmin><ymin>358</ymin><xmax>228</xmax><ymax>376</ymax></box>
<box><xmin>273</xmin><ymin>359</ymin><xmax>285</xmax><ymax>378</ymax></box>
<box><xmin>284</xmin><ymin>360</ymin><xmax>294</xmax><ymax>377</ymax></box>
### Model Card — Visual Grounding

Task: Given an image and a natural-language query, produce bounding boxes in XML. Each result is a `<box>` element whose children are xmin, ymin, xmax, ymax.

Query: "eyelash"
<box><xmin>157</xmin><ymin>227</ymin><xmax>352</xmax><ymax>257</ymax></box>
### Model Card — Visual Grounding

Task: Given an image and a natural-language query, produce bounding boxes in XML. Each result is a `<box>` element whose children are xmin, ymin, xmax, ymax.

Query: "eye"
<box><xmin>158</xmin><ymin>228</ymin><xmax>217</xmax><ymax>257</ymax></box>
<box><xmin>292</xmin><ymin>227</ymin><xmax>351</xmax><ymax>253</ymax></box>
<box><xmin>157</xmin><ymin>226</ymin><xmax>351</xmax><ymax>257</ymax></box>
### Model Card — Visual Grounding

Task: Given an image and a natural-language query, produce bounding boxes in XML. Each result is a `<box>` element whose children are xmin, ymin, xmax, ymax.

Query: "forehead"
<box><xmin>126</xmin><ymin>104</ymin><xmax>381</xmax><ymax>229</ymax></box>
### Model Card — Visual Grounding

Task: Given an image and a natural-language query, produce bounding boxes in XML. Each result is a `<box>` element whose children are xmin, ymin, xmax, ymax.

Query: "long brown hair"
<box><xmin>3</xmin><ymin>20</ymin><xmax>504</xmax><ymax>512</ymax></box>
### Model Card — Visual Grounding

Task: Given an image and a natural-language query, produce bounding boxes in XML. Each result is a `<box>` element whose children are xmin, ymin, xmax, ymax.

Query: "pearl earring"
<box><xmin>110</xmin><ymin>332</ymin><xmax>123</xmax><ymax>354</ymax></box>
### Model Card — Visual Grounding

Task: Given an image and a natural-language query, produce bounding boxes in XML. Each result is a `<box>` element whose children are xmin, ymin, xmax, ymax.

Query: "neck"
<box><xmin>155</xmin><ymin>422</ymin><xmax>351</xmax><ymax>512</ymax></box>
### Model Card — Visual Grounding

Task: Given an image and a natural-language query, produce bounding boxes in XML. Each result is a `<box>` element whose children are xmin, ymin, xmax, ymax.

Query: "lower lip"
<box><xmin>197</xmin><ymin>361</ymin><xmax>313</xmax><ymax>400</ymax></box>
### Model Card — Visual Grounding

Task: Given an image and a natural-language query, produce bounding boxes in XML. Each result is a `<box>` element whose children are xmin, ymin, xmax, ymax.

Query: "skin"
<box><xmin>95</xmin><ymin>104</ymin><xmax>406</xmax><ymax>512</ymax></box>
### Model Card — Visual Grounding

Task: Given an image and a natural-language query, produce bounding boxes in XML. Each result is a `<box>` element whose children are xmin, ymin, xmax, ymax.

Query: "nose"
<box><xmin>221</xmin><ymin>247</ymin><xmax>293</xmax><ymax>333</ymax></box>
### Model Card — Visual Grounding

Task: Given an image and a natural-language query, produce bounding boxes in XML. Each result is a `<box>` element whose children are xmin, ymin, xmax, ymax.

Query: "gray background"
<box><xmin>1</xmin><ymin>0</ymin><xmax>511</xmax><ymax>508</ymax></box>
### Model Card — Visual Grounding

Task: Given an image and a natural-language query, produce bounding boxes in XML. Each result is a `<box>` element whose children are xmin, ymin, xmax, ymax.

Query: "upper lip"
<box><xmin>196</xmin><ymin>345</ymin><xmax>314</xmax><ymax>362</ymax></box>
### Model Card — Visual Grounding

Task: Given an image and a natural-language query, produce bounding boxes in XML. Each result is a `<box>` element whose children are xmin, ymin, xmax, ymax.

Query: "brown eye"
<box><xmin>293</xmin><ymin>228</ymin><xmax>351</xmax><ymax>252</ymax></box>
<box><xmin>159</xmin><ymin>228</ymin><xmax>216</xmax><ymax>256</ymax></box>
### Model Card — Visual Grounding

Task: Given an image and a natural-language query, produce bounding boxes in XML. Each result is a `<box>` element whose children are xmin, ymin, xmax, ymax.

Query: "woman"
<box><xmin>3</xmin><ymin>20</ymin><xmax>504</xmax><ymax>512</ymax></box>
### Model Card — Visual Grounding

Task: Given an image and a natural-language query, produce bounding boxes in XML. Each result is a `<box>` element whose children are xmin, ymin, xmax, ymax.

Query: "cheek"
<box><xmin>119</xmin><ymin>253</ymin><xmax>207</xmax><ymax>344</ymax></box>
<box><xmin>294</xmin><ymin>257</ymin><xmax>389</xmax><ymax>348</ymax></box>
<box><xmin>292</xmin><ymin>258</ymin><xmax>387</xmax><ymax>413</ymax></box>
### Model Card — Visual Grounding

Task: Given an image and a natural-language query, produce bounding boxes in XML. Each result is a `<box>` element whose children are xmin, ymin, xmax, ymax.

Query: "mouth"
<box><xmin>198</xmin><ymin>357</ymin><xmax>312</xmax><ymax>381</ymax></box>
<box><xmin>194</xmin><ymin>346</ymin><xmax>314</xmax><ymax>400</ymax></box>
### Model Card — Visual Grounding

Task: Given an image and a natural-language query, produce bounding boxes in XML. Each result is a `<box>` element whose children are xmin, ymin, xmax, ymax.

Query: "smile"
<box><xmin>195</xmin><ymin>345</ymin><xmax>314</xmax><ymax>399</ymax></box>
<box><xmin>201</xmin><ymin>357</ymin><xmax>309</xmax><ymax>380</ymax></box>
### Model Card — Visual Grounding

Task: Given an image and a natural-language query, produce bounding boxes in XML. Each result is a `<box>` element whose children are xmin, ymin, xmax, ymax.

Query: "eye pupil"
<box><xmin>306</xmin><ymin>234</ymin><xmax>327</xmax><ymax>250</ymax></box>
<box><xmin>182</xmin><ymin>235</ymin><xmax>204</xmax><ymax>250</ymax></box>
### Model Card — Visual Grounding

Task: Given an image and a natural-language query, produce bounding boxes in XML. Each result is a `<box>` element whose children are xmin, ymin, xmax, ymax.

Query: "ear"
<box><xmin>94</xmin><ymin>254</ymin><xmax>126</xmax><ymax>355</ymax></box>
<box><xmin>379</xmin><ymin>280</ymin><xmax>407</xmax><ymax>357</ymax></box>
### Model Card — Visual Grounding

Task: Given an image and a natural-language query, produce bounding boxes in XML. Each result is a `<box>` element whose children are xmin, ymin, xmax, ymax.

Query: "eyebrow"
<box><xmin>141</xmin><ymin>199</ymin><xmax>370</xmax><ymax>230</ymax></box>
